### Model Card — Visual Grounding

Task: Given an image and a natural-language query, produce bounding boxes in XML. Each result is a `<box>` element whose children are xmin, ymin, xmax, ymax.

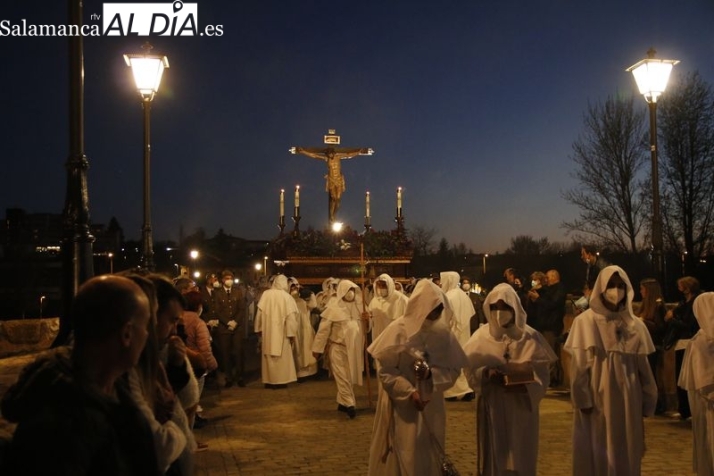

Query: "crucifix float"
<box><xmin>290</xmin><ymin>129</ymin><xmax>374</xmax><ymax>224</ymax></box>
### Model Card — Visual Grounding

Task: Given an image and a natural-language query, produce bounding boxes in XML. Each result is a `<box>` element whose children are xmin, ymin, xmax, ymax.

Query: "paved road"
<box><xmin>0</xmin><ymin>353</ymin><xmax>695</xmax><ymax>475</ymax></box>
<box><xmin>194</xmin><ymin>374</ymin><xmax>694</xmax><ymax>476</ymax></box>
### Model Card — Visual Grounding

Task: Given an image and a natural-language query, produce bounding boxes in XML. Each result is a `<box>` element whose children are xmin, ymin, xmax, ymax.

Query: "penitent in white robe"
<box><xmin>293</xmin><ymin>289</ymin><xmax>318</xmax><ymax>378</ymax></box>
<box><xmin>441</xmin><ymin>272</ymin><xmax>476</xmax><ymax>399</ymax></box>
<box><xmin>563</xmin><ymin>265</ymin><xmax>657</xmax><ymax>476</ymax></box>
<box><xmin>255</xmin><ymin>275</ymin><xmax>299</xmax><ymax>385</ymax></box>
<box><xmin>464</xmin><ymin>283</ymin><xmax>556</xmax><ymax>476</ymax></box>
<box><xmin>312</xmin><ymin>280</ymin><xmax>364</xmax><ymax>408</ymax></box>
<box><xmin>679</xmin><ymin>292</ymin><xmax>714</xmax><ymax>476</ymax></box>
<box><xmin>367</xmin><ymin>279</ymin><xmax>468</xmax><ymax>476</ymax></box>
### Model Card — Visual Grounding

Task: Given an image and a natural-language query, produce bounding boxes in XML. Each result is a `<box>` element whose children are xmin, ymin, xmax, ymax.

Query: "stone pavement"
<box><xmin>0</xmin><ymin>353</ymin><xmax>695</xmax><ymax>475</ymax></box>
<box><xmin>194</xmin><ymin>375</ymin><xmax>695</xmax><ymax>476</ymax></box>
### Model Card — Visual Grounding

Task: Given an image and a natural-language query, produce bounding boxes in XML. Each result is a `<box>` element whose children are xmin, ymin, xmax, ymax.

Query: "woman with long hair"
<box><xmin>638</xmin><ymin>278</ymin><xmax>667</xmax><ymax>414</ymax></box>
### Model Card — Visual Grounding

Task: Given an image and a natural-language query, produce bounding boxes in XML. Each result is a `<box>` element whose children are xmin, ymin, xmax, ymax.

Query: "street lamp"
<box><xmin>124</xmin><ymin>42</ymin><xmax>169</xmax><ymax>271</ymax></box>
<box><xmin>107</xmin><ymin>252</ymin><xmax>114</xmax><ymax>274</ymax></box>
<box><xmin>627</xmin><ymin>48</ymin><xmax>678</xmax><ymax>285</ymax></box>
<box><xmin>263</xmin><ymin>256</ymin><xmax>268</xmax><ymax>276</ymax></box>
<box><xmin>483</xmin><ymin>253</ymin><xmax>488</xmax><ymax>275</ymax></box>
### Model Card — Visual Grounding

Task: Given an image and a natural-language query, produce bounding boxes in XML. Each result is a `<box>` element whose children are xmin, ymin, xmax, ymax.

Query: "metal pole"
<box><xmin>55</xmin><ymin>0</ymin><xmax>95</xmax><ymax>346</ymax></box>
<box><xmin>649</xmin><ymin>101</ymin><xmax>665</xmax><ymax>289</ymax></box>
<box><xmin>141</xmin><ymin>97</ymin><xmax>155</xmax><ymax>270</ymax></box>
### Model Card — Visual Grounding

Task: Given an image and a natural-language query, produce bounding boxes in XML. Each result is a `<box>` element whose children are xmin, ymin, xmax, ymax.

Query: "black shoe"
<box><xmin>337</xmin><ymin>404</ymin><xmax>348</xmax><ymax>413</ymax></box>
<box><xmin>194</xmin><ymin>414</ymin><xmax>208</xmax><ymax>429</ymax></box>
<box><xmin>461</xmin><ymin>392</ymin><xmax>475</xmax><ymax>402</ymax></box>
<box><xmin>445</xmin><ymin>397</ymin><xmax>458</xmax><ymax>402</ymax></box>
<box><xmin>346</xmin><ymin>406</ymin><xmax>356</xmax><ymax>419</ymax></box>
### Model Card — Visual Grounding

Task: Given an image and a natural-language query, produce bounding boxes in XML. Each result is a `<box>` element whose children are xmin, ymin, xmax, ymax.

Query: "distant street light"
<box><xmin>483</xmin><ymin>253</ymin><xmax>488</xmax><ymax>275</ymax></box>
<box><xmin>39</xmin><ymin>295</ymin><xmax>46</xmax><ymax>318</ymax></box>
<box><xmin>190</xmin><ymin>249</ymin><xmax>199</xmax><ymax>260</ymax></box>
<box><xmin>627</xmin><ymin>48</ymin><xmax>678</xmax><ymax>287</ymax></box>
<box><xmin>108</xmin><ymin>252</ymin><xmax>114</xmax><ymax>274</ymax></box>
<box><xmin>263</xmin><ymin>256</ymin><xmax>268</xmax><ymax>276</ymax></box>
<box><xmin>124</xmin><ymin>42</ymin><xmax>169</xmax><ymax>271</ymax></box>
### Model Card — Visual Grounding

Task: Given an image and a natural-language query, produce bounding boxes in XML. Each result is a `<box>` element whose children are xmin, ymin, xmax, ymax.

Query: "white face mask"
<box><xmin>212</xmin><ymin>281</ymin><xmax>221</xmax><ymax>289</ymax></box>
<box><xmin>197</xmin><ymin>307</ymin><xmax>203</xmax><ymax>317</ymax></box>
<box><xmin>603</xmin><ymin>287</ymin><xmax>625</xmax><ymax>306</ymax></box>
<box><xmin>461</xmin><ymin>284</ymin><xmax>471</xmax><ymax>292</ymax></box>
<box><xmin>344</xmin><ymin>290</ymin><xmax>356</xmax><ymax>302</ymax></box>
<box><xmin>224</xmin><ymin>279</ymin><xmax>234</xmax><ymax>288</ymax></box>
<box><xmin>290</xmin><ymin>290</ymin><xmax>299</xmax><ymax>297</ymax></box>
<box><xmin>531</xmin><ymin>280</ymin><xmax>538</xmax><ymax>288</ymax></box>
<box><xmin>378</xmin><ymin>289</ymin><xmax>388</xmax><ymax>298</ymax></box>
<box><xmin>495</xmin><ymin>309</ymin><xmax>514</xmax><ymax>328</ymax></box>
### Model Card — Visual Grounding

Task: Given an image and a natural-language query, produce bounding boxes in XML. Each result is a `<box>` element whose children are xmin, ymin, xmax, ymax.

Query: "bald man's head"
<box><xmin>71</xmin><ymin>275</ymin><xmax>150</xmax><ymax>348</ymax></box>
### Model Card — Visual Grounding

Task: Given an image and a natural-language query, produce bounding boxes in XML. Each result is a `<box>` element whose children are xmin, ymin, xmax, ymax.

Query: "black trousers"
<box><xmin>215</xmin><ymin>327</ymin><xmax>245</xmax><ymax>383</ymax></box>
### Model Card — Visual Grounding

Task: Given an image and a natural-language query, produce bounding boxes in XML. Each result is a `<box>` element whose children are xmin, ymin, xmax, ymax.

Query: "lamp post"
<box><xmin>483</xmin><ymin>253</ymin><xmax>488</xmax><ymax>275</ymax></box>
<box><xmin>627</xmin><ymin>48</ymin><xmax>678</xmax><ymax>287</ymax></box>
<box><xmin>263</xmin><ymin>256</ymin><xmax>268</xmax><ymax>276</ymax></box>
<box><xmin>56</xmin><ymin>0</ymin><xmax>96</xmax><ymax>346</ymax></box>
<box><xmin>124</xmin><ymin>42</ymin><xmax>169</xmax><ymax>271</ymax></box>
<box><xmin>108</xmin><ymin>252</ymin><xmax>114</xmax><ymax>274</ymax></box>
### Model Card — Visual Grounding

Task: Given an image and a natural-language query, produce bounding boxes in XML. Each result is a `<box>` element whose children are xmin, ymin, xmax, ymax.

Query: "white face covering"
<box><xmin>461</xmin><ymin>283</ymin><xmax>471</xmax><ymax>292</ymax></box>
<box><xmin>378</xmin><ymin>289</ymin><xmax>388</xmax><ymax>298</ymax></box>
<box><xmin>224</xmin><ymin>279</ymin><xmax>234</xmax><ymax>288</ymax></box>
<box><xmin>495</xmin><ymin>309</ymin><xmax>514</xmax><ymax>328</ymax></box>
<box><xmin>603</xmin><ymin>287</ymin><xmax>625</xmax><ymax>306</ymax></box>
<box><xmin>290</xmin><ymin>289</ymin><xmax>299</xmax><ymax>297</ymax></box>
<box><xmin>212</xmin><ymin>281</ymin><xmax>221</xmax><ymax>289</ymax></box>
<box><xmin>531</xmin><ymin>280</ymin><xmax>538</xmax><ymax>288</ymax></box>
<box><xmin>197</xmin><ymin>307</ymin><xmax>203</xmax><ymax>317</ymax></box>
<box><xmin>344</xmin><ymin>290</ymin><xmax>356</xmax><ymax>302</ymax></box>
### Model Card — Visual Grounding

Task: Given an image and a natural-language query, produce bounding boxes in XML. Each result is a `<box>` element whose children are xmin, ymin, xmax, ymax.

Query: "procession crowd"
<box><xmin>0</xmin><ymin>245</ymin><xmax>712</xmax><ymax>476</ymax></box>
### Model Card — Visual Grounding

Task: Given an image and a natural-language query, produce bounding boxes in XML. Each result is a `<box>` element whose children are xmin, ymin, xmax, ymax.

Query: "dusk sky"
<box><xmin>2</xmin><ymin>1</ymin><xmax>713</xmax><ymax>254</ymax></box>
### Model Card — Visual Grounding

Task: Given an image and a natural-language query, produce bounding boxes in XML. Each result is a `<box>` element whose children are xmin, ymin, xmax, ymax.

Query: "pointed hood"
<box><xmin>483</xmin><ymin>283</ymin><xmax>526</xmax><ymax>340</ymax></box>
<box><xmin>271</xmin><ymin>274</ymin><xmax>289</xmax><ymax>292</ymax></box>
<box><xmin>374</xmin><ymin>273</ymin><xmax>396</xmax><ymax>299</ymax></box>
<box><xmin>440</xmin><ymin>271</ymin><xmax>460</xmax><ymax>293</ymax></box>
<box><xmin>588</xmin><ymin>265</ymin><xmax>636</xmax><ymax>323</ymax></box>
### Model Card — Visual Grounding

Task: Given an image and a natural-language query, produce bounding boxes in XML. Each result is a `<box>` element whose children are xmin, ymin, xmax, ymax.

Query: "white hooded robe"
<box><xmin>463</xmin><ymin>283</ymin><xmax>556</xmax><ymax>476</ymax></box>
<box><xmin>367</xmin><ymin>279</ymin><xmax>468</xmax><ymax>476</ymax></box>
<box><xmin>678</xmin><ymin>292</ymin><xmax>714</xmax><ymax>475</ymax></box>
<box><xmin>563</xmin><ymin>265</ymin><xmax>657</xmax><ymax>476</ymax></box>
<box><xmin>254</xmin><ymin>275</ymin><xmax>299</xmax><ymax>385</ymax></box>
<box><xmin>441</xmin><ymin>271</ymin><xmax>476</xmax><ymax>399</ymax></box>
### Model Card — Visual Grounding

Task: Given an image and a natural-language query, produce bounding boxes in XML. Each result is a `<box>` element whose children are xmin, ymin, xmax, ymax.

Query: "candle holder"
<box><xmin>395</xmin><ymin>215</ymin><xmax>405</xmax><ymax>237</ymax></box>
<box><xmin>292</xmin><ymin>212</ymin><xmax>301</xmax><ymax>237</ymax></box>
<box><xmin>278</xmin><ymin>215</ymin><xmax>286</xmax><ymax>235</ymax></box>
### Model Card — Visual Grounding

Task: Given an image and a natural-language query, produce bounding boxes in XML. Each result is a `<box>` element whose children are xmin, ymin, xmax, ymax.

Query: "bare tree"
<box><xmin>408</xmin><ymin>225</ymin><xmax>437</xmax><ymax>256</ymax></box>
<box><xmin>505</xmin><ymin>235</ymin><xmax>551</xmax><ymax>255</ymax></box>
<box><xmin>658</xmin><ymin>71</ymin><xmax>714</xmax><ymax>272</ymax></box>
<box><xmin>562</xmin><ymin>95</ymin><xmax>649</xmax><ymax>253</ymax></box>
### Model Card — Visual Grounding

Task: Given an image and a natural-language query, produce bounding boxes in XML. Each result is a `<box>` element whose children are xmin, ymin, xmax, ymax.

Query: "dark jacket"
<box><xmin>214</xmin><ymin>286</ymin><xmax>247</xmax><ymax>333</ymax></box>
<box><xmin>1</xmin><ymin>348</ymin><xmax>158</xmax><ymax>476</ymax></box>
<box><xmin>539</xmin><ymin>282</ymin><xmax>567</xmax><ymax>334</ymax></box>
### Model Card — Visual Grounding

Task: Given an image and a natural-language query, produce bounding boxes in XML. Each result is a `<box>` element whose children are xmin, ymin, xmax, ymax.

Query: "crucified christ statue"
<box><xmin>290</xmin><ymin>145</ymin><xmax>374</xmax><ymax>223</ymax></box>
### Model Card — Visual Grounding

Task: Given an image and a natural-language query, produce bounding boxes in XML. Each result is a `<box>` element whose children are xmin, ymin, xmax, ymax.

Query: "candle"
<box><xmin>280</xmin><ymin>189</ymin><xmax>285</xmax><ymax>217</ymax></box>
<box><xmin>295</xmin><ymin>185</ymin><xmax>300</xmax><ymax>208</ymax></box>
<box><xmin>366</xmin><ymin>191</ymin><xmax>370</xmax><ymax>218</ymax></box>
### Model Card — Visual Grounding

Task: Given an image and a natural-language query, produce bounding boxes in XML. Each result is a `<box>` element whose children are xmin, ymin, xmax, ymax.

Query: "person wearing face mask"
<box><xmin>214</xmin><ymin>270</ymin><xmax>247</xmax><ymax>388</ymax></box>
<box><xmin>312</xmin><ymin>280</ymin><xmax>369</xmax><ymax>419</ymax></box>
<box><xmin>564</xmin><ymin>266</ymin><xmax>657</xmax><ymax>476</ymax></box>
<box><xmin>200</xmin><ymin>273</ymin><xmax>220</xmax><ymax>325</ymax></box>
<box><xmin>463</xmin><ymin>283</ymin><xmax>556</xmax><ymax>476</ymax></box>
<box><xmin>254</xmin><ymin>274</ymin><xmax>300</xmax><ymax>388</ymax></box>
<box><xmin>440</xmin><ymin>271</ymin><xmax>477</xmax><ymax>402</ymax></box>
<box><xmin>367</xmin><ymin>279</ymin><xmax>468</xmax><ymax>476</ymax></box>
<box><xmin>461</xmin><ymin>277</ymin><xmax>486</xmax><ymax>333</ymax></box>
<box><xmin>288</xmin><ymin>277</ymin><xmax>318</xmax><ymax>380</ymax></box>
<box><xmin>368</xmin><ymin>274</ymin><xmax>409</xmax><ymax>343</ymax></box>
